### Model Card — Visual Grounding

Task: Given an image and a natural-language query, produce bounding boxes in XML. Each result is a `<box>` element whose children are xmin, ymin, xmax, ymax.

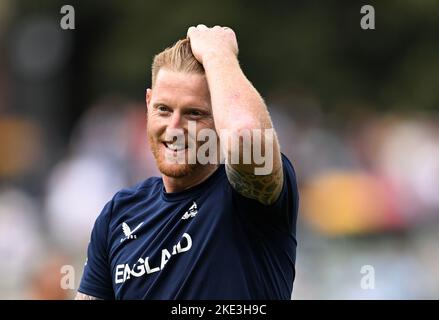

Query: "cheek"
<box><xmin>147</xmin><ymin>117</ymin><xmax>165</xmax><ymax>138</ymax></box>
<box><xmin>146</xmin><ymin>121</ymin><xmax>154</xmax><ymax>137</ymax></box>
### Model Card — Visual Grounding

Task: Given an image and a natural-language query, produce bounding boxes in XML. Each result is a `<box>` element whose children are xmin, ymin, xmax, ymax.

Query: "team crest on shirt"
<box><xmin>181</xmin><ymin>202</ymin><xmax>198</xmax><ymax>220</ymax></box>
<box><xmin>120</xmin><ymin>221</ymin><xmax>144</xmax><ymax>243</ymax></box>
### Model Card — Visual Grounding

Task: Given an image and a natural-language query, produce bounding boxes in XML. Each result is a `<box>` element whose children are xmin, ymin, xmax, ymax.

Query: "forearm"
<box><xmin>188</xmin><ymin>24</ymin><xmax>284</xmax><ymax>204</ymax></box>
<box><xmin>202</xmin><ymin>54</ymin><xmax>272</xmax><ymax>133</ymax></box>
<box><xmin>203</xmin><ymin>54</ymin><xmax>281</xmax><ymax>171</ymax></box>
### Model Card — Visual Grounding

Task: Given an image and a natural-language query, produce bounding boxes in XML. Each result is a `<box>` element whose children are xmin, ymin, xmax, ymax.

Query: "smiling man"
<box><xmin>76</xmin><ymin>25</ymin><xmax>299</xmax><ymax>300</ymax></box>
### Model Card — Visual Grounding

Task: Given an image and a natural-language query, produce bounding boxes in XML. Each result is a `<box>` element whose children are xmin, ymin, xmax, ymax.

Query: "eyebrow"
<box><xmin>152</xmin><ymin>102</ymin><xmax>169</xmax><ymax>108</ymax></box>
<box><xmin>185</xmin><ymin>106</ymin><xmax>210</xmax><ymax>113</ymax></box>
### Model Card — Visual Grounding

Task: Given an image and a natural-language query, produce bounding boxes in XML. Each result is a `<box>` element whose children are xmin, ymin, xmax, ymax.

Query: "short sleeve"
<box><xmin>271</xmin><ymin>153</ymin><xmax>300</xmax><ymax>231</ymax></box>
<box><xmin>230</xmin><ymin>153</ymin><xmax>299</xmax><ymax>234</ymax></box>
<box><xmin>78</xmin><ymin>200</ymin><xmax>115</xmax><ymax>299</ymax></box>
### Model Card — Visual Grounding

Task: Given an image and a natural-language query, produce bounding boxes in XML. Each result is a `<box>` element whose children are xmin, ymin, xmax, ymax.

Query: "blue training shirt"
<box><xmin>78</xmin><ymin>154</ymin><xmax>299</xmax><ymax>299</ymax></box>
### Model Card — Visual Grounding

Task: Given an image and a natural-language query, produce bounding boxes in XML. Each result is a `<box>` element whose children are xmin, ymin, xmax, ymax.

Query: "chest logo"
<box><xmin>181</xmin><ymin>201</ymin><xmax>198</xmax><ymax>220</ymax></box>
<box><xmin>120</xmin><ymin>222</ymin><xmax>144</xmax><ymax>243</ymax></box>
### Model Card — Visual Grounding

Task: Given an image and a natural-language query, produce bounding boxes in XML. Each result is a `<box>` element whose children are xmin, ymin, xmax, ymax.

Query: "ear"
<box><xmin>146</xmin><ymin>88</ymin><xmax>152</xmax><ymax>109</ymax></box>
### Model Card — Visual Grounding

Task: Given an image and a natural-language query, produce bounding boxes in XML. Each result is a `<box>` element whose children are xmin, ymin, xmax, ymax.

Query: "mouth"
<box><xmin>162</xmin><ymin>142</ymin><xmax>188</xmax><ymax>152</ymax></box>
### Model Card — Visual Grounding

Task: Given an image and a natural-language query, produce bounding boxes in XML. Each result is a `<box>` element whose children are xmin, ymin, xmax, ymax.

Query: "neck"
<box><xmin>162</xmin><ymin>164</ymin><xmax>219</xmax><ymax>193</ymax></box>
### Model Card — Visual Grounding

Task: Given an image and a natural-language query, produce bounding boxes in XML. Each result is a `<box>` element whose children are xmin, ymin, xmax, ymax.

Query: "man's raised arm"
<box><xmin>187</xmin><ymin>24</ymin><xmax>283</xmax><ymax>205</ymax></box>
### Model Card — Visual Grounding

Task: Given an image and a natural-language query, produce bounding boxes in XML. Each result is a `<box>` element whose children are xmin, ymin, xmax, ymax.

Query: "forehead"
<box><xmin>152</xmin><ymin>69</ymin><xmax>210</xmax><ymax>108</ymax></box>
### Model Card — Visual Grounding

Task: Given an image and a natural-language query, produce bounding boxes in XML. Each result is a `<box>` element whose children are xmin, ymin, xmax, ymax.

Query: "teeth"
<box><xmin>166</xmin><ymin>143</ymin><xmax>186</xmax><ymax>151</ymax></box>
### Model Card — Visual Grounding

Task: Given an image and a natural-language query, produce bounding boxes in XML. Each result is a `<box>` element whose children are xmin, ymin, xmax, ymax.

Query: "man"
<box><xmin>76</xmin><ymin>25</ymin><xmax>299</xmax><ymax>300</ymax></box>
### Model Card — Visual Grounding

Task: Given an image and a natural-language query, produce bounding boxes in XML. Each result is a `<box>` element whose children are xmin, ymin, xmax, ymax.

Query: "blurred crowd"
<box><xmin>1</xmin><ymin>95</ymin><xmax>439</xmax><ymax>299</ymax></box>
<box><xmin>0</xmin><ymin>97</ymin><xmax>161</xmax><ymax>298</ymax></box>
<box><xmin>271</xmin><ymin>99</ymin><xmax>439</xmax><ymax>299</ymax></box>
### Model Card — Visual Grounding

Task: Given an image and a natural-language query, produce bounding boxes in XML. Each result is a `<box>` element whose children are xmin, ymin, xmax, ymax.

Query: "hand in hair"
<box><xmin>186</xmin><ymin>24</ymin><xmax>238</xmax><ymax>65</ymax></box>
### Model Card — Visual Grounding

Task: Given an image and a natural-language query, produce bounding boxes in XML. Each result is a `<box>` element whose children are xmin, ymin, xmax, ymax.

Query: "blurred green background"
<box><xmin>1</xmin><ymin>0</ymin><xmax>439</xmax><ymax>299</ymax></box>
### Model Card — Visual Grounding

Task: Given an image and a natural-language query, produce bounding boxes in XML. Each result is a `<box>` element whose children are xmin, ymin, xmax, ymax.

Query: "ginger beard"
<box><xmin>147</xmin><ymin>129</ymin><xmax>198</xmax><ymax>178</ymax></box>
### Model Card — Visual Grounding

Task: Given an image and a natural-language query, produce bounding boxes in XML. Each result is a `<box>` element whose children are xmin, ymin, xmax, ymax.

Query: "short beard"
<box><xmin>157</xmin><ymin>161</ymin><xmax>197</xmax><ymax>178</ymax></box>
<box><xmin>149</xmin><ymin>136</ymin><xmax>197</xmax><ymax>178</ymax></box>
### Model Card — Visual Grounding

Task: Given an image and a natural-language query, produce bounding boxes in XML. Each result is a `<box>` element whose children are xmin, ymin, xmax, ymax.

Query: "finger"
<box><xmin>196</xmin><ymin>24</ymin><xmax>208</xmax><ymax>31</ymax></box>
<box><xmin>213</xmin><ymin>25</ymin><xmax>222</xmax><ymax>30</ymax></box>
<box><xmin>187</xmin><ymin>26</ymin><xmax>196</xmax><ymax>38</ymax></box>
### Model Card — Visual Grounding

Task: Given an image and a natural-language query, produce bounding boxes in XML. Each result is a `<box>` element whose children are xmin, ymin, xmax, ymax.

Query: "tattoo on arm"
<box><xmin>75</xmin><ymin>293</ymin><xmax>102</xmax><ymax>300</ymax></box>
<box><xmin>226</xmin><ymin>163</ymin><xmax>284</xmax><ymax>205</ymax></box>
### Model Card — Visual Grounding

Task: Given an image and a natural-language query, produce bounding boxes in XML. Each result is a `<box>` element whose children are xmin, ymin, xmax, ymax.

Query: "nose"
<box><xmin>167</xmin><ymin>111</ymin><xmax>184</xmax><ymax>130</ymax></box>
<box><xmin>164</xmin><ymin>111</ymin><xmax>186</xmax><ymax>142</ymax></box>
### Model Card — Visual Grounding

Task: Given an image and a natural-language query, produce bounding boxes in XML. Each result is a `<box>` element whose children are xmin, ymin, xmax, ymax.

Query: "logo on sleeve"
<box><xmin>120</xmin><ymin>222</ymin><xmax>144</xmax><ymax>243</ymax></box>
<box><xmin>181</xmin><ymin>201</ymin><xmax>198</xmax><ymax>220</ymax></box>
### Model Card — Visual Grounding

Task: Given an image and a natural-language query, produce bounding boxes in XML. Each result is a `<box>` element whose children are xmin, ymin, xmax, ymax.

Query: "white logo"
<box><xmin>120</xmin><ymin>222</ymin><xmax>144</xmax><ymax>243</ymax></box>
<box><xmin>181</xmin><ymin>202</ymin><xmax>198</xmax><ymax>220</ymax></box>
<box><xmin>115</xmin><ymin>233</ymin><xmax>193</xmax><ymax>284</ymax></box>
